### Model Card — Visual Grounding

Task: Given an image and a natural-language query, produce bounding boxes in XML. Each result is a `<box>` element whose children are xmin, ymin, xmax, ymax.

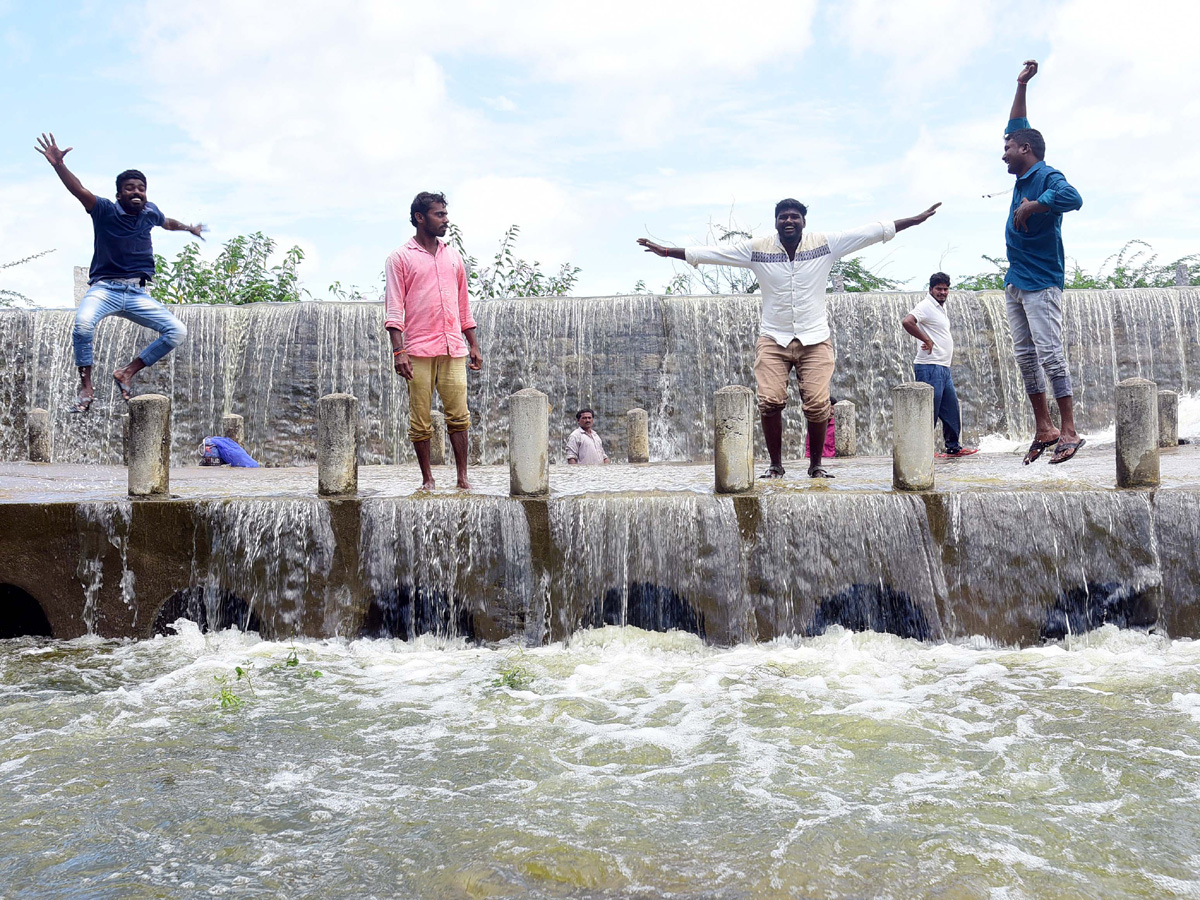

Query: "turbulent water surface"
<box><xmin>3</xmin><ymin>625</ymin><xmax>1200</xmax><ymax>899</ymax></box>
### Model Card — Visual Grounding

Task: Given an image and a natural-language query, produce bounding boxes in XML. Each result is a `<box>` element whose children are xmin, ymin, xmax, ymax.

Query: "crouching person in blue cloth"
<box><xmin>200</xmin><ymin>437</ymin><xmax>259</xmax><ymax>468</ymax></box>
<box><xmin>36</xmin><ymin>133</ymin><xmax>206</xmax><ymax>412</ymax></box>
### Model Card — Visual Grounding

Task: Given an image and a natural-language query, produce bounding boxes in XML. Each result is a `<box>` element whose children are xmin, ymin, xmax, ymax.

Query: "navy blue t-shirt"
<box><xmin>88</xmin><ymin>197</ymin><xmax>166</xmax><ymax>284</ymax></box>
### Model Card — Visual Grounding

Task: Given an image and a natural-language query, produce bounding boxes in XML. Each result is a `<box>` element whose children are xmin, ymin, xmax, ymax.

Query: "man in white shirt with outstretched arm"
<box><xmin>638</xmin><ymin>197</ymin><xmax>940</xmax><ymax>478</ymax></box>
<box><xmin>902</xmin><ymin>272</ymin><xmax>978</xmax><ymax>459</ymax></box>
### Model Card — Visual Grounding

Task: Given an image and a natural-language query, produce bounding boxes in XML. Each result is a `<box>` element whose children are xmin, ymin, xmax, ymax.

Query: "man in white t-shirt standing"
<box><xmin>902</xmin><ymin>273</ymin><xmax>977</xmax><ymax>459</ymax></box>
<box><xmin>565</xmin><ymin>409</ymin><xmax>610</xmax><ymax>465</ymax></box>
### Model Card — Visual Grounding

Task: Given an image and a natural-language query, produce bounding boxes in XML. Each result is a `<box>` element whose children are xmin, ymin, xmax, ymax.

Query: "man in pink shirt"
<box><xmin>385</xmin><ymin>192</ymin><xmax>483</xmax><ymax>491</ymax></box>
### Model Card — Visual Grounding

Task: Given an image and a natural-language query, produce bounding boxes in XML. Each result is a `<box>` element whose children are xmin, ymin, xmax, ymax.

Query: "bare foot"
<box><xmin>419</xmin><ymin>477</ymin><xmax>436</xmax><ymax>492</ymax></box>
<box><xmin>72</xmin><ymin>383</ymin><xmax>95</xmax><ymax>413</ymax></box>
<box><xmin>457</xmin><ymin>477</ymin><xmax>472</xmax><ymax>490</ymax></box>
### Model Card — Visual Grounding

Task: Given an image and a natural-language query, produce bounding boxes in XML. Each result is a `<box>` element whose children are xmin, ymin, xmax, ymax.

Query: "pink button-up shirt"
<box><xmin>383</xmin><ymin>238</ymin><xmax>476</xmax><ymax>358</ymax></box>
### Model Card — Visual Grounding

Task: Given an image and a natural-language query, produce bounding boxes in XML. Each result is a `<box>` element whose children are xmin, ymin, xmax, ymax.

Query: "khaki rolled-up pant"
<box><xmin>406</xmin><ymin>354</ymin><xmax>470</xmax><ymax>443</ymax></box>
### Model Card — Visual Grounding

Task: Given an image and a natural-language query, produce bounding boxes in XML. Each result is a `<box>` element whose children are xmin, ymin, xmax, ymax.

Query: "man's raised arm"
<box><xmin>162</xmin><ymin>218</ymin><xmax>207</xmax><ymax>240</ymax></box>
<box><xmin>637</xmin><ymin>239</ymin><xmax>686</xmax><ymax>261</ymax></box>
<box><xmin>36</xmin><ymin>133</ymin><xmax>96</xmax><ymax>212</ymax></box>
<box><xmin>1009</xmin><ymin>60</ymin><xmax>1037</xmax><ymax>127</ymax></box>
<box><xmin>894</xmin><ymin>203</ymin><xmax>942</xmax><ymax>233</ymax></box>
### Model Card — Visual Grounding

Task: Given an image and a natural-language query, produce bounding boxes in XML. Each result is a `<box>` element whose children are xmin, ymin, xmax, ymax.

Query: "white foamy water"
<box><xmin>3</xmin><ymin>624</ymin><xmax>1200</xmax><ymax>899</ymax></box>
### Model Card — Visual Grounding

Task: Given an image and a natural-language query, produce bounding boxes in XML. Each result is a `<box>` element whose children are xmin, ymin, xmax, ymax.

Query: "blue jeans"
<box><xmin>1004</xmin><ymin>284</ymin><xmax>1072</xmax><ymax>399</ymax></box>
<box><xmin>73</xmin><ymin>281</ymin><xmax>187</xmax><ymax>368</ymax></box>
<box><xmin>913</xmin><ymin>364</ymin><xmax>961</xmax><ymax>452</ymax></box>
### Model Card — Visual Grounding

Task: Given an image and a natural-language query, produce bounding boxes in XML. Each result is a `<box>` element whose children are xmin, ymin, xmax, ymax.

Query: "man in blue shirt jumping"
<box><xmin>1002</xmin><ymin>61</ymin><xmax>1084</xmax><ymax>465</ymax></box>
<box><xmin>36</xmin><ymin>133</ymin><xmax>206</xmax><ymax>412</ymax></box>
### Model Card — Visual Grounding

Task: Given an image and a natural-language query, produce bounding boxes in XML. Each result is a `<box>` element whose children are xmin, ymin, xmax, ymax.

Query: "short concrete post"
<box><xmin>222</xmin><ymin>413</ymin><xmax>245</xmax><ymax>445</ymax></box>
<box><xmin>1115</xmin><ymin>378</ymin><xmax>1159</xmax><ymax>487</ymax></box>
<box><xmin>1176</xmin><ymin>263</ymin><xmax>1189</xmax><ymax>287</ymax></box>
<box><xmin>317</xmin><ymin>393</ymin><xmax>358</xmax><ymax>496</ymax></box>
<box><xmin>833</xmin><ymin>400</ymin><xmax>856</xmax><ymax>458</ymax></box>
<box><xmin>128</xmin><ymin>394</ymin><xmax>171</xmax><ymax>497</ymax></box>
<box><xmin>429</xmin><ymin>410</ymin><xmax>446</xmax><ymax>466</ymax></box>
<box><xmin>627</xmin><ymin>408</ymin><xmax>649</xmax><ymax>463</ymax></box>
<box><xmin>892</xmin><ymin>383</ymin><xmax>934</xmax><ymax>491</ymax></box>
<box><xmin>714</xmin><ymin>386</ymin><xmax>755</xmax><ymax>493</ymax></box>
<box><xmin>121</xmin><ymin>413</ymin><xmax>130</xmax><ymax>465</ymax></box>
<box><xmin>509</xmin><ymin>388</ymin><xmax>549</xmax><ymax>497</ymax></box>
<box><xmin>1158</xmin><ymin>390</ymin><xmax>1179</xmax><ymax>448</ymax></box>
<box><xmin>28</xmin><ymin>408</ymin><xmax>51</xmax><ymax>462</ymax></box>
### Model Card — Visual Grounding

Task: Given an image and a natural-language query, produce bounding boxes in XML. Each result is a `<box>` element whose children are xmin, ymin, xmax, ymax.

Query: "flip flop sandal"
<box><xmin>1049</xmin><ymin>437</ymin><xmax>1086</xmax><ymax>464</ymax></box>
<box><xmin>808</xmin><ymin>466</ymin><xmax>835</xmax><ymax>479</ymax></box>
<box><xmin>71</xmin><ymin>396</ymin><xmax>93</xmax><ymax>414</ymax></box>
<box><xmin>1023</xmin><ymin>437</ymin><xmax>1058</xmax><ymax>465</ymax></box>
<box><xmin>113</xmin><ymin>374</ymin><xmax>133</xmax><ymax>402</ymax></box>
<box><xmin>759</xmin><ymin>465</ymin><xmax>787</xmax><ymax>479</ymax></box>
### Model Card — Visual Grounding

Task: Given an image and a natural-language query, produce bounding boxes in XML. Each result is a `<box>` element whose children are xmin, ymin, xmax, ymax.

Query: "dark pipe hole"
<box><xmin>360</xmin><ymin>586</ymin><xmax>476</xmax><ymax>642</ymax></box>
<box><xmin>153</xmin><ymin>587</ymin><xmax>262</xmax><ymax>636</ymax></box>
<box><xmin>0</xmin><ymin>584</ymin><xmax>54</xmax><ymax>639</ymax></box>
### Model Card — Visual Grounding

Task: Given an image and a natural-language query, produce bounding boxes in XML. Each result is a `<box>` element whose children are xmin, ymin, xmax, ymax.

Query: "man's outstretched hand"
<box><xmin>637</xmin><ymin>238</ymin><xmax>669</xmax><ymax>257</ymax></box>
<box><xmin>895</xmin><ymin>202</ymin><xmax>941</xmax><ymax>232</ymax></box>
<box><xmin>36</xmin><ymin>133</ymin><xmax>71</xmax><ymax>167</ymax></box>
<box><xmin>1017</xmin><ymin>60</ymin><xmax>1038</xmax><ymax>84</ymax></box>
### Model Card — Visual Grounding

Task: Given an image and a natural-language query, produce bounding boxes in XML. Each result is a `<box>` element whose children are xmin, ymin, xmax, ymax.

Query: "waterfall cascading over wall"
<box><xmin>7</xmin><ymin>486</ymin><xmax>1198</xmax><ymax>646</ymax></box>
<box><xmin>1</xmin><ymin>287</ymin><xmax>1196</xmax><ymax>465</ymax></box>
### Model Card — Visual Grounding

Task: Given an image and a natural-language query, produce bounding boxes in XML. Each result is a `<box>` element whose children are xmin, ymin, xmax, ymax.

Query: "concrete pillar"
<box><xmin>509</xmin><ymin>388</ymin><xmax>549</xmax><ymax>497</ymax></box>
<box><xmin>28</xmin><ymin>408</ymin><xmax>51</xmax><ymax>462</ymax></box>
<box><xmin>1158</xmin><ymin>390</ymin><xmax>1179</xmax><ymax>448</ymax></box>
<box><xmin>627</xmin><ymin>408</ymin><xmax>649</xmax><ymax>463</ymax></box>
<box><xmin>1116</xmin><ymin>378</ymin><xmax>1159</xmax><ymax>487</ymax></box>
<box><xmin>1176</xmin><ymin>263</ymin><xmax>1190</xmax><ymax>287</ymax></box>
<box><xmin>127</xmin><ymin>394</ymin><xmax>171</xmax><ymax>497</ymax></box>
<box><xmin>833</xmin><ymin>400</ymin><xmax>856</xmax><ymax>458</ymax></box>
<box><xmin>317</xmin><ymin>393</ymin><xmax>358</xmax><ymax>496</ymax></box>
<box><xmin>892</xmin><ymin>383</ymin><xmax>934</xmax><ymax>492</ymax></box>
<box><xmin>429</xmin><ymin>410</ymin><xmax>446</xmax><ymax>466</ymax></box>
<box><xmin>73</xmin><ymin>266</ymin><xmax>89</xmax><ymax>305</ymax></box>
<box><xmin>222</xmin><ymin>413</ymin><xmax>245</xmax><ymax>445</ymax></box>
<box><xmin>714</xmin><ymin>386</ymin><xmax>755</xmax><ymax>494</ymax></box>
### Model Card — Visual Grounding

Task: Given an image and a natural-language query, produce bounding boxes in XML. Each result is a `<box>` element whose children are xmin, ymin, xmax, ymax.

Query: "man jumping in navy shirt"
<box><xmin>1001</xmin><ymin>62</ymin><xmax>1084</xmax><ymax>465</ymax></box>
<box><xmin>36</xmin><ymin>133</ymin><xmax>206</xmax><ymax>412</ymax></box>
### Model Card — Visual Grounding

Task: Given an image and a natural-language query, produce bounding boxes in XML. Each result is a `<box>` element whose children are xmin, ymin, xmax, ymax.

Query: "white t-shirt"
<box><xmin>909</xmin><ymin>295</ymin><xmax>954</xmax><ymax>366</ymax></box>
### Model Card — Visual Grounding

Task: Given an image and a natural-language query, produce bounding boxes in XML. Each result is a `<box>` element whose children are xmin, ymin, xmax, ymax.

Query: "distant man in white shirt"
<box><xmin>638</xmin><ymin>198</ymin><xmax>940</xmax><ymax>478</ymax></box>
<box><xmin>902</xmin><ymin>273</ymin><xmax>977</xmax><ymax>459</ymax></box>
<box><xmin>565</xmin><ymin>409</ymin><xmax>609</xmax><ymax>465</ymax></box>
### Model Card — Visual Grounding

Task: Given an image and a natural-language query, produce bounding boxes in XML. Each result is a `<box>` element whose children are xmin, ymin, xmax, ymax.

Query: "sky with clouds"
<box><xmin>3</xmin><ymin>0</ymin><xmax>1198</xmax><ymax>306</ymax></box>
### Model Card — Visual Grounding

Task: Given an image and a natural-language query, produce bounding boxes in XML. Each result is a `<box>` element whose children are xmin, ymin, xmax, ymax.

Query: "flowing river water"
<box><xmin>4</xmin><ymin>624</ymin><xmax>1200</xmax><ymax>899</ymax></box>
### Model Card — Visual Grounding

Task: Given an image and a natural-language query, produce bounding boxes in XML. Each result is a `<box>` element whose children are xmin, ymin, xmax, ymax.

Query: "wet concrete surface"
<box><xmin>1</xmin><ymin>442</ymin><xmax>1198</xmax><ymax>503</ymax></box>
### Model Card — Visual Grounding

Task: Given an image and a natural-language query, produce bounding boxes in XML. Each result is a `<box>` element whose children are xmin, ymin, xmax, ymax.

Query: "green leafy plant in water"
<box><xmin>278</xmin><ymin>644</ymin><xmax>323</xmax><ymax>679</ymax></box>
<box><xmin>493</xmin><ymin>651</ymin><xmax>534</xmax><ymax>690</ymax></box>
<box><xmin>213</xmin><ymin>663</ymin><xmax>256</xmax><ymax>711</ymax></box>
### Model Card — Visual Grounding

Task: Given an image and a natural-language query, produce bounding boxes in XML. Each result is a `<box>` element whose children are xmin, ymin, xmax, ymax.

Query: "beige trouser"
<box><xmin>753</xmin><ymin>336</ymin><xmax>836</xmax><ymax>422</ymax></box>
<box><xmin>406</xmin><ymin>355</ymin><xmax>470</xmax><ymax>443</ymax></box>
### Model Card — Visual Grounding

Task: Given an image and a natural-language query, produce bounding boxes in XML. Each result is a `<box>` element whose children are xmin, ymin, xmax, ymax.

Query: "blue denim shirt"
<box><xmin>89</xmin><ymin>197</ymin><xmax>166</xmax><ymax>284</ymax></box>
<box><xmin>1004</xmin><ymin>117</ymin><xmax>1082</xmax><ymax>291</ymax></box>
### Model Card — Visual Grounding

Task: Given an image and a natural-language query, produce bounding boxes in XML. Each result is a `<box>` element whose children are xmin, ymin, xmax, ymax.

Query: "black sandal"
<box><xmin>759</xmin><ymin>464</ymin><xmax>786</xmax><ymax>479</ymax></box>
<box><xmin>808</xmin><ymin>466</ymin><xmax>835</xmax><ymax>479</ymax></box>
<box><xmin>1022</xmin><ymin>437</ymin><xmax>1058</xmax><ymax>465</ymax></box>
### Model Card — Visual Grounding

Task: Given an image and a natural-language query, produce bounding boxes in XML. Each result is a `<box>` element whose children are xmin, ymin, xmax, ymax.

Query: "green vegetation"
<box><xmin>1</xmin><ymin>249</ymin><xmax>56</xmax><ymax>307</ymax></box>
<box><xmin>449</xmin><ymin>223</ymin><xmax>581</xmax><ymax>299</ymax></box>
<box><xmin>153</xmin><ymin>232</ymin><xmax>307</xmax><ymax>305</ymax></box>
<box><xmin>956</xmin><ymin>242</ymin><xmax>1199</xmax><ymax>291</ymax></box>
<box><xmin>211</xmin><ymin>645</ymin><xmax>322</xmax><ymax>711</ymax></box>
<box><xmin>492</xmin><ymin>650</ymin><xmax>534</xmax><ymax>690</ymax></box>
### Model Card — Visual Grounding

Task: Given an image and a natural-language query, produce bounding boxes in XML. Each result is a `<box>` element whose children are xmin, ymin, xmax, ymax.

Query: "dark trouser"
<box><xmin>914</xmin><ymin>364</ymin><xmax>961</xmax><ymax>452</ymax></box>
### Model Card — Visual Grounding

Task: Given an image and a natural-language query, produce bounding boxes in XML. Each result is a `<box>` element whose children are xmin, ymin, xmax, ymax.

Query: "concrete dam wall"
<box><xmin>1</xmin><ymin>287</ymin><xmax>1197</xmax><ymax>466</ymax></box>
